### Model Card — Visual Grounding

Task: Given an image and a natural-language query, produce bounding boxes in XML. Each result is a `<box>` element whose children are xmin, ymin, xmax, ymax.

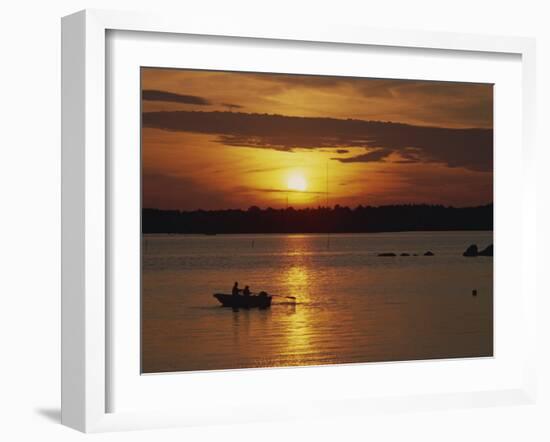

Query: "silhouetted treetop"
<box><xmin>142</xmin><ymin>203</ymin><xmax>493</xmax><ymax>234</ymax></box>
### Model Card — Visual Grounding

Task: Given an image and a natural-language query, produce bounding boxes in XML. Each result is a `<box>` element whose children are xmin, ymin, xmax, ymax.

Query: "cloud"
<box><xmin>335</xmin><ymin>148</ymin><xmax>392</xmax><ymax>163</ymax></box>
<box><xmin>222</xmin><ymin>103</ymin><xmax>243</xmax><ymax>109</ymax></box>
<box><xmin>142</xmin><ymin>110</ymin><xmax>493</xmax><ymax>172</ymax></box>
<box><xmin>333</xmin><ymin>126</ymin><xmax>492</xmax><ymax>172</ymax></box>
<box><xmin>246</xmin><ymin>74</ymin><xmax>492</xmax><ymax>127</ymax></box>
<box><xmin>250</xmin><ymin>187</ymin><xmax>326</xmax><ymax>195</ymax></box>
<box><xmin>249</xmin><ymin>72</ymin><xmax>343</xmax><ymax>90</ymax></box>
<box><xmin>141</xmin><ymin>68</ymin><xmax>493</xmax><ymax>128</ymax></box>
<box><xmin>142</xmin><ymin>90</ymin><xmax>212</xmax><ymax>105</ymax></box>
<box><xmin>245</xmin><ymin>166</ymin><xmax>288</xmax><ymax>174</ymax></box>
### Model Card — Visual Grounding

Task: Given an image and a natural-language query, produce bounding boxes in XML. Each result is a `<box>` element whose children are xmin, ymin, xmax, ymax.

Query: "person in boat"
<box><xmin>232</xmin><ymin>281</ymin><xmax>240</xmax><ymax>297</ymax></box>
<box><xmin>243</xmin><ymin>285</ymin><xmax>251</xmax><ymax>297</ymax></box>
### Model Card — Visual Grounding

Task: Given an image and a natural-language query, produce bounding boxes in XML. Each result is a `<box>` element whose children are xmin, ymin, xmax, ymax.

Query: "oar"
<box><xmin>251</xmin><ymin>292</ymin><xmax>296</xmax><ymax>301</ymax></box>
<box><xmin>271</xmin><ymin>294</ymin><xmax>296</xmax><ymax>300</ymax></box>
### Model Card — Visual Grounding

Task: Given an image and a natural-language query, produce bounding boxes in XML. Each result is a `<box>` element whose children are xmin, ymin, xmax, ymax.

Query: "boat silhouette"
<box><xmin>213</xmin><ymin>292</ymin><xmax>272</xmax><ymax>309</ymax></box>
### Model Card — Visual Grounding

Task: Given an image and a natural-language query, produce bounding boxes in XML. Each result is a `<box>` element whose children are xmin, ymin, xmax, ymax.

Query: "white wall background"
<box><xmin>0</xmin><ymin>1</ymin><xmax>548</xmax><ymax>440</ymax></box>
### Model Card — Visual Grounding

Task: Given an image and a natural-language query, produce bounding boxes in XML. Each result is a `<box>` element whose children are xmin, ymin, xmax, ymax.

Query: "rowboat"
<box><xmin>213</xmin><ymin>292</ymin><xmax>272</xmax><ymax>309</ymax></box>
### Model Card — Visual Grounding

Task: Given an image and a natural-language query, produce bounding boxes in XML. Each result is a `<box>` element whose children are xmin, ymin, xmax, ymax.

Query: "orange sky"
<box><xmin>141</xmin><ymin>68</ymin><xmax>493</xmax><ymax>210</ymax></box>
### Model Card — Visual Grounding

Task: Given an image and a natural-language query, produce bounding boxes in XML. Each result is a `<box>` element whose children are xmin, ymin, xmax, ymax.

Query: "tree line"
<box><xmin>142</xmin><ymin>204</ymin><xmax>493</xmax><ymax>234</ymax></box>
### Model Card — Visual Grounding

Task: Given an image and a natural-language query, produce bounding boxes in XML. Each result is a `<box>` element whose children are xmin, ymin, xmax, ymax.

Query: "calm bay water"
<box><xmin>142</xmin><ymin>231</ymin><xmax>493</xmax><ymax>373</ymax></box>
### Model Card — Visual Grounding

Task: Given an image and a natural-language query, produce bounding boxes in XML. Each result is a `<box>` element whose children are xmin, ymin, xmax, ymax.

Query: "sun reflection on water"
<box><xmin>282</xmin><ymin>265</ymin><xmax>310</xmax><ymax>299</ymax></box>
<box><xmin>276</xmin><ymin>256</ymin><xmax>317</xmax><ymax>365</ymax></box>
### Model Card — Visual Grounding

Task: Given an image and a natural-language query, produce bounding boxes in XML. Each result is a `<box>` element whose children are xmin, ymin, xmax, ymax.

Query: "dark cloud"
<box><xmin>142</xmin><ymin>90</ymin><xmax>212</xmax><ymax>106</ymax></box>
<box><xmin>222</xmin><ymin>103</ymin><xmax>243</xmax><ymax>109</ymax></box>
<box><xmin>142</xmin><ymin>111</ymin><xmax>492</xmax><ymax>172</ymax></box>
<box><xmin>335</xmin><ymin>148</ymin><xmax>392</xmax><ymax>163</ymax></box>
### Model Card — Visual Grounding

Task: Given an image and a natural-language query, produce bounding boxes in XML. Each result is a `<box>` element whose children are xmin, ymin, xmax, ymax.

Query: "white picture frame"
<box><xmin>61</xmin><ymin>9</ymin><xmax>537</xmax><ymax>433</ymax></box>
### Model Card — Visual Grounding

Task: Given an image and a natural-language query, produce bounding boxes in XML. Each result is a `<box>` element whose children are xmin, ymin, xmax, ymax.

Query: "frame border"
<box><xmin>61</xmin><ymin>9</ymin><xmax>537</xmax><ymax>432</ymax></box>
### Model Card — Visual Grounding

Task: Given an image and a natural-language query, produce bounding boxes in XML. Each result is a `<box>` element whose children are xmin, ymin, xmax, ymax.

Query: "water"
<box><xmin>142</xmin><ymin>231</ymin><xmax>493</xmax><ymax>373</ymax></box>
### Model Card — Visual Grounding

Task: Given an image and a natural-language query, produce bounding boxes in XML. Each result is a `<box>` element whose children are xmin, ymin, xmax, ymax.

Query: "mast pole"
<box><xmin>326</xmin><ymin>161</ymin><xmax>330</xmax><ymax>249</ymax></box>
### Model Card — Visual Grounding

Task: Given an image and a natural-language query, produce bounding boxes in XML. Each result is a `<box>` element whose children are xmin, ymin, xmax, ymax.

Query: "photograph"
<box><xmin>141</xmin><ymin>68</ymin><xmax>493</xmax><ymax>374</ymax></box>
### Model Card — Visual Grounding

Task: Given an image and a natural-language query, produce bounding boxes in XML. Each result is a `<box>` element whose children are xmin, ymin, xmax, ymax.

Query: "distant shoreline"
<box><xmin>143</xmin><ymin>204</ymin><xmax>493</xmax><ymax>235</ymax></box>
<box><xmin>142</xmin><ymin>230</ymin><xmax>493</xmax><ymax>236</ymax></box>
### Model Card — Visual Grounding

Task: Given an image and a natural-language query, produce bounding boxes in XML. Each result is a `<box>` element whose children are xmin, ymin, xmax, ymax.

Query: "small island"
<box><xmin>463</xmin><ymin>244</ymin><xmax>493</xmax><ymax>257</ymax></box>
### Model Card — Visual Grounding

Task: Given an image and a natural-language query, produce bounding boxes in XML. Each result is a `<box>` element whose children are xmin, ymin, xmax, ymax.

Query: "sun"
<box><xmin>287</xmin><ymin>172</ymin><xmax>307</xmax><ymax>192</ymax></box>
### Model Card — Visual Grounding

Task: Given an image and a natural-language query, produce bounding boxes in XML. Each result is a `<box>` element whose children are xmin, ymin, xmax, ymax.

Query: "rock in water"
<box><xmin>424</xmin><ymin>251</ymin><xmax>434</xmax><ymax>256</ymax></box>
<box><xmin>478</xmin><ymin>244</ymin><xmax>493</xmax><ymax>256</ymax></box>
<box><xmin>378</xmin><ymin>252</ymin><xmax>396</xmax><ymax>257</ymax></box>
<box><xmin>463</xmin><ymin>244</ymin><xmax>478</xmax><ymax>257</ymax></box>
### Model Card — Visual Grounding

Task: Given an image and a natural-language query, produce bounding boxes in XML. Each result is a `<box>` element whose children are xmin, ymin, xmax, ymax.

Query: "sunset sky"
<box><xmin>141</xmin><ymin>68</ymin><xmax>493</xmax><ymax>210</ymax></box>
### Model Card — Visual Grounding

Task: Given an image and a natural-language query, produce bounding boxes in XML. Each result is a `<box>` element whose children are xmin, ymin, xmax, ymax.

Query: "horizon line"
<box><xmin>143</xmin><ymin>108</ymin><xmax>493</xmax><ymax>131</ymax></box>
<box><xmin>143</xmin><ymin>202</ymin><xmax>494</xmax><ymax>212</ymax></box>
